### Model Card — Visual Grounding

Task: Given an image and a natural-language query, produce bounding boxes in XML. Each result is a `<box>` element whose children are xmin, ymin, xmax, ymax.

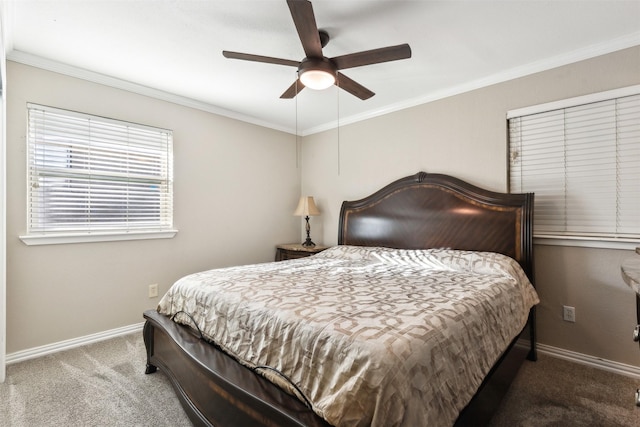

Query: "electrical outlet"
<box><xmin>148</xmin><ymin>283</ymin><xmax>159</xmax><ymax>298</ymax></box>
<box><xmin>563</xmin><ymin>305</ymin><xmax>576</xmax><ymax>322</ymax></box>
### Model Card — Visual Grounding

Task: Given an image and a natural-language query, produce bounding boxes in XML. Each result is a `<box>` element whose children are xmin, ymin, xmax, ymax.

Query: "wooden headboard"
<box><xmin>338</xmin><ymin>172</ymin><xmax>534</xmax><ymax>282</ymax></box>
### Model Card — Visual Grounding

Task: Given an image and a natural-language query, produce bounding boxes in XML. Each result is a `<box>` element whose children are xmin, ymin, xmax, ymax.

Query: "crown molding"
<box><xmin>303</xmin><ymin>33</ymin><xmax>640</xmax><ymax>135</ymax></box>
<box><xmin>7</xmin><ymin>31</ymin><xmax>640</xmax><ymax>137</ymax></box>
<box><xmin>6</xmin><ymin>50</ymin><xmax>296</xmax><ymax>135</ymax></box>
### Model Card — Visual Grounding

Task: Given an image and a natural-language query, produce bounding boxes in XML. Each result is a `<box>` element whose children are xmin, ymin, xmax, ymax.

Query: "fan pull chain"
<box><xmin>295</xmin><ymin>76</ymin><xmax>300</xmax><ymax>169</ymax></box>
<box><xmin>337</xmin><ymin>79</ymin><xmax>341</xmax><ymax>176</ymax></box>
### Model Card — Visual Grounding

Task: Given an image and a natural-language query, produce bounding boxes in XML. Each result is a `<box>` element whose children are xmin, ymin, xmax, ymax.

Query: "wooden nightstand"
<box><xmin>275</xmin><ymin>243</ymin><xmax>329</xmax><ymax>261</ymax></box>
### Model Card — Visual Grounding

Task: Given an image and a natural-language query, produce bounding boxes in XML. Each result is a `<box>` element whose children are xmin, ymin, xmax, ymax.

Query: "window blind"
<box><xmin>509</xmin><ymin>92</ymin><xmax>640</xmax><ymax>239</ymax></box>
<box><xmin>27</xmin><ymin>104</ymin><xmax>173</xmax><ymax>235</ymax></box>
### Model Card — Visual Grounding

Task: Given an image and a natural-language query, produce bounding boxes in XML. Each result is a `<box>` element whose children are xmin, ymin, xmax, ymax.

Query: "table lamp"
<box><xmin>293</xmin><ymin>196</ymin><xmax>320</xmax><ymax>247</ymax></box>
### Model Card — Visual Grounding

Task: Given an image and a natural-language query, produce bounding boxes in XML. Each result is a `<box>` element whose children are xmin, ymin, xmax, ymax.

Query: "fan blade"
<box><xmin>332</xmin><ymin>44</ymin><xmax>412</xmax><ymax>70</ymax></box>
<box><xmin>287</xmin><ymin>0</ymin><xmax>323</xmax><ymax>58</ymax></box>
<box><xmin>280</xmin><ymin>79</ymin><xmax>306</xmax><ymax>99</ymax></box>
<box><xmin>336</xmin><ymin>73</ymin><xmax>374</xmax><ymax>100</ymax></box>
<box><xmin>223</xmin><ymin>51</ymin><xmax>300</xmax><ymax>67</ymax></box>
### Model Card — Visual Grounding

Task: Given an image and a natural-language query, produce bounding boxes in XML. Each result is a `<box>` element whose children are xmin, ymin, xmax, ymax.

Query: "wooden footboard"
<box><xmin>143</xmin><ymin>309</ymin><xmax>331</xmax><ymax>427</ymax></box>
<box><xmin>145</xmin><ymin>307</ymin><xmax>535</xmax><ymax>427</ymax></box>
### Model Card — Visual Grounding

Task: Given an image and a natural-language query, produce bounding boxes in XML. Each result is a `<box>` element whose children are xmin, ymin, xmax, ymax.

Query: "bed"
<box><xmin>143</xmin><ymin>171</ymin><xmax>538</xmax><ymax>426</ymax></box>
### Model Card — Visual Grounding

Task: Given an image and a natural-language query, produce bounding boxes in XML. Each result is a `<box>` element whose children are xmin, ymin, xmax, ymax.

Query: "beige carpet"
<box><xmin>0</xmin><ymin>333</ymin><xmax>192</xmax><ymax>427</ymax></box>
<box><xmin>490</xmin><ymin>355</ymin><xmax>640</xmax><ymax>427</ymax></box>
<box><xmin>1</xmin><ymin>332</ymin><xmax>639</xmax><ymax>426</ymax></box>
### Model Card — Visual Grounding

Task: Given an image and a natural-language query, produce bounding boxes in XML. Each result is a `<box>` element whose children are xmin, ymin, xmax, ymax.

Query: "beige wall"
<box><xmin>6</xmin><ymin>46</ymin><xmax>640</xmax><ymax>368</ymax></box>
<box><xmin>6</xmin><ymin>62</ymin><xmax>301</xmax><ymax>353</ymax></box>
<box><xmin>302</xmin><ymin>46</ymin><xmax>640</xmax><ymax>366</ymax></box>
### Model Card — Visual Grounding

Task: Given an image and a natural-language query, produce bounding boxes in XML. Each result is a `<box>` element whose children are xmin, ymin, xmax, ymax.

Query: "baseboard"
<box><xmin>6</xmin><ymin>322</ymin><xmax>145</xmax><ymax>365</ymax></box>
<box><xmin>535</xmin><ymin>342</ymin><xmax>640</xmax><ymax>380</ymax></box>
<box><xmin>6</xmin><ymin>328</ymin><xmax>640</xmax><ymax>381</ymax></box>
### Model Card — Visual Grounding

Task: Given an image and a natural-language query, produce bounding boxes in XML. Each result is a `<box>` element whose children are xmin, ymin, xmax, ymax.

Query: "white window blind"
<box><xmin>509</xmin><ymin>91</ymin><xmax>640</xmax><ymax>240</ymax></box>
<box><xmin>26</xmin><ymin>104</ymin><xmax>174</xmax><ymax>238</ymax></box>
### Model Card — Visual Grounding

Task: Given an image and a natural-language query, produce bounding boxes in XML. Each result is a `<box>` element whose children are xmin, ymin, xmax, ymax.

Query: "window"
<box><xmin>508</xmin><ymin>86</ymin><xmax>640</xmax><ymax>247</ymax></box>
<box><xmin>22</xmin><ymin>104</ymin><xmax>175</xmax><ymax>245</ymax></box>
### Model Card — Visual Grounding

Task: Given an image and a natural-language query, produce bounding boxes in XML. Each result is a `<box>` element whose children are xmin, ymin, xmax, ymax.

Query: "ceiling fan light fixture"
<box><xmin>300</xmin><ymin>69</ymin><xmax>335</xmax><ymax>90</ymax></box>
<box><xmin>223</xmin><ymin>1</ymin><xmax>411</xmax><ymax>100</ymax></box>
<box><xmin>298</xmin><ymin>57</ymin><xmax>336</xmax><ymax>91</ymax></box>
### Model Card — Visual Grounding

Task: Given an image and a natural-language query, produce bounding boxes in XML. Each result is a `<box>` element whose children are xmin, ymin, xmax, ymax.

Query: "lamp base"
<box><xmin>302</xmin><ymin>215</ymin><xmax>316</xmax><ymax>247</ymax></box>
<box><xmin>301</xmin><ymin>238</ymin><xmax>316</xmax><ymax>248</ymax></box>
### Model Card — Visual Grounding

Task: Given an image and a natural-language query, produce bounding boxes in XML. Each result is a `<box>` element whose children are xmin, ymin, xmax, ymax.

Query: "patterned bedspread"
<box><xmin>157</xmin><ymin>246</ymin><xmax>539</xmax><ymax>427</ymax></box>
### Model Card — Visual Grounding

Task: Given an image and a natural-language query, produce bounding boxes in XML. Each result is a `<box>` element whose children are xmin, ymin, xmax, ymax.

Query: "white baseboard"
<box><xmin>536</xmin><ymin>342</ymin><xmax>640</xmax><ymax>380</ymax></box>
<box><xmin>6</xmin><ymin>328</ymin><xmax>640</xmax><ymax>381</ymax></box>
<box><xmin>5</xmin><ymin>322</ymin><xmax>145</xmax><ymax>365</ymax></box>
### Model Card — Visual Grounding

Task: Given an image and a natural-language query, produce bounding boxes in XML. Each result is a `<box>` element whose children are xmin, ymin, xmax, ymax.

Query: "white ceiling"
<box><xmin>2</xmin><ymin>1</ymin><xmax>640</xmax><ymax>135</ymax></box>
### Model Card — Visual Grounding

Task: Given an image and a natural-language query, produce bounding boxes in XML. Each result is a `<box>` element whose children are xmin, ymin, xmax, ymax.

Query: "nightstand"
<box><xmin>275</xmin><ymin>243</ymin><xmax>329</xmax><ymax>261</ymax></box>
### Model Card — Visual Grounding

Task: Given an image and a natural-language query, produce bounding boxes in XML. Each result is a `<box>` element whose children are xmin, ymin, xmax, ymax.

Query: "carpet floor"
<box><xmin>0</xmin><ymin>333</ymin><xmax>191</xmax><ymax>427</ymax></box>
<box><xmin>489</xmin><ymin>354</ymin><xmax>640</xmax><ymax>427</ymax></box>
<box><xmin>1</xmin><ymin>332</ymin><xmax>639</xmax><ymax>426</ymax></box>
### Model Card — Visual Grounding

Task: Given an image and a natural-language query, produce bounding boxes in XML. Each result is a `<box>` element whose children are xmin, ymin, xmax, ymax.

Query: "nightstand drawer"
<box><xmin>275</xmin><ymin>244</ymin><xmax>329</xmax><ymax>261</ymax></box>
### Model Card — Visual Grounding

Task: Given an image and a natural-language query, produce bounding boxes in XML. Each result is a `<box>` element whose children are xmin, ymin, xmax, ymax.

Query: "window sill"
<box><xmin>19</xmin><ymin>229</ymin><xmax>178</xmax><ymax>246</ymax></box>
<box><xmin>534</xmin><ymin>235</ymin><xmax>639</xmax><ymax>250</ymax></box>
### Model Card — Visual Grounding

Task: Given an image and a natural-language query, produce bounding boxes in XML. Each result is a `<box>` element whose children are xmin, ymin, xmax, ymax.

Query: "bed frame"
<box><xmin>143</xmin><ymin>171</ymin><xmax>536</xmax><ymax>426</ymax></box>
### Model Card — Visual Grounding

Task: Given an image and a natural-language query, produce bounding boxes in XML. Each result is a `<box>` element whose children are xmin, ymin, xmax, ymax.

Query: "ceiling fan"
<box><xmin>222</xmin><ymin>0</ymin><xmax>412</xmax><ymax>100</ymax></box>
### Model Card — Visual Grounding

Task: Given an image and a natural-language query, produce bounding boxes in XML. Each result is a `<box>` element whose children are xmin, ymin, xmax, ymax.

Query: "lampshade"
<box><xmin>293</xmin><ymin>196</ymin><xmax>320</xmax><ymax>216</ymax></box>
<box><xmin>299</xmin><ymin>69</ymin><xmax>335</xmax><ymax>90</ymax></box>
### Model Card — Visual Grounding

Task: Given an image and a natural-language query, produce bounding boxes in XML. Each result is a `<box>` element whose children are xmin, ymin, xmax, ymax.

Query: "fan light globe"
<box><xmin>299</xmin><ymin>69</ymin><xmax>335</xmax><ymax>90</ymax></box>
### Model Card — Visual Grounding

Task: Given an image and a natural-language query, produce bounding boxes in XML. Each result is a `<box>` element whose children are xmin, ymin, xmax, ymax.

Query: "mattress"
<box><xmin>157</xmin><ymin>245</ymin><xmax>539</xmax><ymax>427</ymax></box>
